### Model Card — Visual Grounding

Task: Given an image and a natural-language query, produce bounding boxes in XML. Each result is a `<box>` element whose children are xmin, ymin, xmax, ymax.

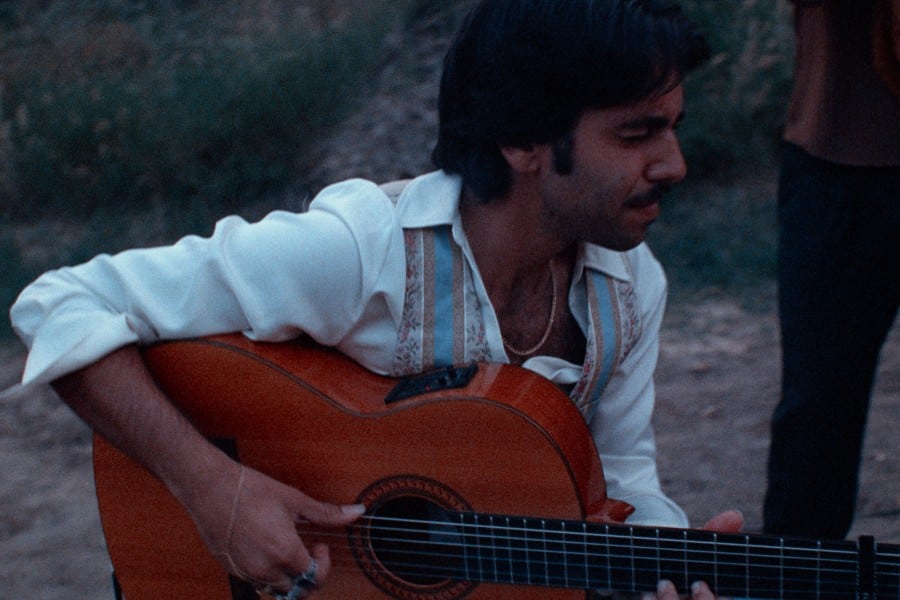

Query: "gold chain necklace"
<box><xmin>501</xmin><ymin>261</ymin><xmax>558</xmax><ymax>357</ymax></box>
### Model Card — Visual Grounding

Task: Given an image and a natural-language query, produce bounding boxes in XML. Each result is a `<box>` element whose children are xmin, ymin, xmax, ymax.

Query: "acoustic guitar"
<box><xmin>93</xmin><ymin>334</ymin><xmax>899</xmax><ymax>599</ymax></box>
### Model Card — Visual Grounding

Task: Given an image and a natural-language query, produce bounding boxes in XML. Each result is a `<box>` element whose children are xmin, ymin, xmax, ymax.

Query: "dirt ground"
<box><xmin>1</xmin><ymin>291</ymin><xmax>896</xmax><ymax>600</ymax></box>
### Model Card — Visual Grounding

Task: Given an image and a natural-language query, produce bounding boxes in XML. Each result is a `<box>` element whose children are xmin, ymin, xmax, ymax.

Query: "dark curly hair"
<box><xmin>431</xmin><ymin>0</ymin><xmax>710</xmax><ymax>201</ymax></box>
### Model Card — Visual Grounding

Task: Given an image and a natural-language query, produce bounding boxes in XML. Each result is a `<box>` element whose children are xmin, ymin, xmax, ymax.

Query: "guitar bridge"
<box><xmin>384</xmin><ymin>363</ymin><xmax>478</xmax><ymax>404</ymax></box>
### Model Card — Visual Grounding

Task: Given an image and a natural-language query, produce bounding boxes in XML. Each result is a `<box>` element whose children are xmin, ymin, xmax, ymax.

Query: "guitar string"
<box><xmin>297</xmin><ymin>530</ymin><xmax>898</xmax><ymax>597</ymax></box>
<box><xmin>294</xmin><ymin>524</ymin><xmax>899</xmax><ymax>596</ymax></box>
<box><xmin>304</xmin><ymin>543</ymin><xmax>860</xmax><ymax>586</ymax></box>
<box><xmin>287</xmin><ymin>521</ymin><xmax>896</xmax><ymax>598</ymax></box>
<box><xmin>312</xmin><ymin>546</ymin><xmax>861</xmax><ymax>579</ymax></box>
<box><xmin>297</xmin><ymin>516</ymin><xmax>889</xmax><ymax>570</ymax></box>
<box><xmin>289</xmin><ymin>516</ymin><xmax>898</xmax><ymax>594</ymax></box>
<box><xmin>293</xmin><ymin>518</ymin><xmax>874</xmax><ymax>580</ymax></box>
<box><xmin>313</xmin><ymin>547</ymin><xmax>862</xmax><ymax>582</ymax></box>
<box><xmin>312</xmin><ymin>559</ymin><xmax>900</xmax><ymax>597</ymax></box>
<box><xmin>314</xmin><ymin>557</ymin><xmax>869</xmax><ymax>595</ymax></box>
<box><xmin>306</xmin><ymin>554</ymin><xmax>868</xmax><ymax>596</ymax></box>
<box><xmin>296</xmin><ymin>515</ymin><xmax>866</xmax><ymax>565</ymax></box>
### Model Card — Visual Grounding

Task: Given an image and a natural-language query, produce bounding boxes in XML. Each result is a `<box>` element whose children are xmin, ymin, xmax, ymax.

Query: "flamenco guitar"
<box><xmin>93</xmin><ymin>334</ymin><xmax>900</xmax><ymax>599</ymax></box>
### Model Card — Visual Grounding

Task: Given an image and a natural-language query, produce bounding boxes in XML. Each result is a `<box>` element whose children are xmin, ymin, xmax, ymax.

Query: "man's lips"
<box><xmin>626</xmin><ymin>186</ymin><xmax>670</xmax><ymax>209</ymax></box>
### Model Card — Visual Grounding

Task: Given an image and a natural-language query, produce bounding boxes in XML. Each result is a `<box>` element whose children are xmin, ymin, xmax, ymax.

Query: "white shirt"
<box><xmin>10</xmin><ymin>170</ymin><xmax>687</xmax><ymax>527</ymax></box>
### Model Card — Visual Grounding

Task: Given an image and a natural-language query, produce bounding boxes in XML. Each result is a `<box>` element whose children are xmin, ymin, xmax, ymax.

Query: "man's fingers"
<box><xmin>310</xmin><ymin>543</ymin><xmax>331</xmax><ymax>584</ymax></box>
<box><xmin>298</xmin><ymin>498</ymin><xmax>366</xmax><ymax>526</ymax></box>
<box><xmin>655</xmin><ymin>579</ymin><xmax>717</xmax><ymax>599</ymax></box>
<box><xmin>701</xmin><ymin>509</ymin><xmax>744</xmax><ymax>533</ymax></box>
<box><xmin>689</xmin><ymin>580</ymin><xmax>716</xmax><ymax>599</ymax></box>
<box><xmin>655</xmin><ymin>579</ymin><xmax>679</xmax><ymax>599</ymax></box>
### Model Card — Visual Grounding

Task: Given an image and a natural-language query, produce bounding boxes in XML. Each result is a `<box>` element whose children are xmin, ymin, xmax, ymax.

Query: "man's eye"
<box><xmin>620</xmin><ymin>129</ymin><xmax>652</xmax><ymax>141</ymax></box>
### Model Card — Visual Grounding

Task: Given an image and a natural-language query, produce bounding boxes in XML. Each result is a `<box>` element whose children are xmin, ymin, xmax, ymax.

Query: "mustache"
<box><xmin>627</xmin><ymin>185</ymin><xmax>671</xmax><ymax>208</ymax></box>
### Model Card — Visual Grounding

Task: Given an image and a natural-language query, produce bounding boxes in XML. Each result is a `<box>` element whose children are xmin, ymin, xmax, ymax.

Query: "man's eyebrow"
<box><xmin>619</xmin><ymin>111</ymin><xmax>686</xmax><ymax>130</ymax></box>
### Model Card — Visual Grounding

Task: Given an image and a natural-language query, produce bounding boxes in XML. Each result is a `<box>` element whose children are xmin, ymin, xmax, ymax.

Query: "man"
<box><xmin>764</xmin><ymin>0</ymin><xmax>900</xmax><ymax>540</ymax></box>
<box><xmin>10</xmin><ymin>1</ymin><xmax>741</xmax><ymax>598</ymax></box>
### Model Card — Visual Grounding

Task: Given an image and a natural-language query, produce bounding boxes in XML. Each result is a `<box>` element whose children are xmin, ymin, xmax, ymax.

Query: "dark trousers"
<box><xmin>764</xmin><ymin>143</ymin><xmax>900</xmax><ymax>540</ymax></box>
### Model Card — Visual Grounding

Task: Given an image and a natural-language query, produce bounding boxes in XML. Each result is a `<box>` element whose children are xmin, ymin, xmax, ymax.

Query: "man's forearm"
<box><xmin>51</xmin><ymin>344</ymin><xmax>232</xmax><ymax>504</ymax></box>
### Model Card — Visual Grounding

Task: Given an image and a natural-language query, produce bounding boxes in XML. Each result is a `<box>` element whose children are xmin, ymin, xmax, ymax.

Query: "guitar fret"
<box><xmin>607</xmin><ymin>524</ymin><xmax>615</xmax><ymax>592</ymax></box>
<box><xmin>542</xmin><ymin>520</ymin><xmax>549</xmax><ymax>586</ymax></box>
<box><xmin>488</xmin><ymin>515</ymin><xmax>497</xmax><ymax>582</ymax></box>
<box><xmin>656</xmin><ymin>528</ymin><xmax>662</xmax><ymax>587</ymax></box>
<box><xmin>580</xmin><ymin>522</ymin><xmax>590</xmax><ymax>589</ymax></box>
<box><xmin>875</xmin><ymin>543</ymin><xmax>900</xmax><ymax>599</ymax></box>
<box><xmin>505</xmin><ymin>516</ymin><xmax>515</xmax><ymax>584</ymax></box>
<box><xmin>779</xmin><ymin>537</ymin><xmax>784</xmax><ymax>596</ymax></box>
<box><xmin>746</xmin><ymin>534</ymin><xmax>751</xmax><ymax>598</ymax></box>
<box><xmin>459</xmin><ymin>513</ymin><xmax>471</xmax><ymax>582</ymax></box>
<box><xmin>712</xmin><ymin>532</ymin><xmax>719</xmax><ymax>593</ymax></box>
<box><xmin>630</xmin><ymin>526</ymin><xmax>660</xmax><ymax>593</ymax></box>
<box><xmin>523</xmin><ymin>518</ymin><xmax>533</xmax><ymax>586</ymax></box>
<box><xmin>547</xmin><ymin>518</ymin><xmax>568</xmax><ymax>588</ymax></box>
<box><xmin>816</xmin><ymin>540</ymin><xmax>821</xmax><ymax>600</ymax></box>
<box><xmin>629</xmin><ymin>527</ymin><xmax>636</xmax><ymax>592</ymax></box>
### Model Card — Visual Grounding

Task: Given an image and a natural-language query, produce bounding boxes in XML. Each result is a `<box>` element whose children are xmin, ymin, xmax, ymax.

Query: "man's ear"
<box><xmin>499</xmin><ymin>144</ymin><xmax>547</xmax><ymax>174</ymax></box>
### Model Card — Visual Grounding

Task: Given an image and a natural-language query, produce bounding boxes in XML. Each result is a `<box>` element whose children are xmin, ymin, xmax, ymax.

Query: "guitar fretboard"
<box><xmin>367</xmin><ymin>511</ymin><xmax>900</xmax><ymax>598</ymax></box>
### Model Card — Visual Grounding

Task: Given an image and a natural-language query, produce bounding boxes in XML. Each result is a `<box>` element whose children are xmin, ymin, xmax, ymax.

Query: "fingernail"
<box><xmin>343</xmin><ymin>503</ymin><xmax>366</xmax><ymax>515</ymax></box>
<box><xmin>657</xmin><ymin>579</ymin><xmax>674</xmax><ymax>594</ymax></box>
<box><xmin>691</xmin><ymin>581</ymin><xmax>703</xmax><ymax>594</ymax></box>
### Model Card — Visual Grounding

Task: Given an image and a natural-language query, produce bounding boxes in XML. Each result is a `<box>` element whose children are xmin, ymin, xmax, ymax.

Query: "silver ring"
<box><xmin>276</xmin><ymin>559</ymin><xmax>318</xmax><ymax>600</ymax></box>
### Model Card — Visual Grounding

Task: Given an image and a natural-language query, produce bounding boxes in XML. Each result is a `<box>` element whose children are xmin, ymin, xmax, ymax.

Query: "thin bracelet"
<box><xmin>224</xmin><ymin>465</ymin><xmax>246</xmax><ymax>550</ymax></box>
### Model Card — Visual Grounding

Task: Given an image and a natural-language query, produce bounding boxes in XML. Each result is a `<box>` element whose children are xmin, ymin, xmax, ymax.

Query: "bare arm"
<box><xmin>53</xmin><ymin>345</ymin><xmax>363</xmax><ymax>594</ymax></box>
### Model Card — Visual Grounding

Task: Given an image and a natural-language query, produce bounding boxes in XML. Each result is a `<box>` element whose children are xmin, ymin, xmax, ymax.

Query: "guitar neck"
<box><xmin>375</xmin><ymin>510</ymin><xmax>900</xmax><ymax>598</ymax></box>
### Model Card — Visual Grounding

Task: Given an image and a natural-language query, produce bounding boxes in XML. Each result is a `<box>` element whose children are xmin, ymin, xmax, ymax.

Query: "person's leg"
<box><xmin>764</xmin><ymin>145</ymin><xmax>900</xmax><ymax>539</ymax></box>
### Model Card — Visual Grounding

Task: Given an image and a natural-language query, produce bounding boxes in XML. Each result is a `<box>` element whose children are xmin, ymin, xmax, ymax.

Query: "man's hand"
<box><xmin>653</xmin><ymin>510</ymin><xmax>744</xmax><ymax>600</ymax></box>
<box><xmin>187</xmin><ymin>460</ymin><xmax>365</xmax><ymax>595</ymax></box>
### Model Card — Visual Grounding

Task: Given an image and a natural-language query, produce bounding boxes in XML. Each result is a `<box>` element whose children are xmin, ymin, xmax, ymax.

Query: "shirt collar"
<box><xmin>392</xmin><ymin>170</ymin><xmax>633</xmax><ymax>283</ymax></box>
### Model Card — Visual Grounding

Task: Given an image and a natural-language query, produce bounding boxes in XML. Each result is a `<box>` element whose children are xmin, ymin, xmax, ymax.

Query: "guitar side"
<box><xmin>93</xmin><ymin>334</ymin><xmax>626</xmax><ymax>599</ymax></box>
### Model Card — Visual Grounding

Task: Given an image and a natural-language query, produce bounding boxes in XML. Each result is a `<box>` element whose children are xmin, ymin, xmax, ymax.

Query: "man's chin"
<box><xmin>595</xmin><ymin>233</ymin><xmax>648</xmax><ymax>252</ymax></box>
<box><xmin>604</xmin><ymin>218</ymin><xmax>657</xmax><ymax>251</ymax></box>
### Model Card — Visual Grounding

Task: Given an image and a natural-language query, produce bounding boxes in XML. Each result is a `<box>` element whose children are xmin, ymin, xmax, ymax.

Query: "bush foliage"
<box><xmin>0</xmin><ymin>0</ymin><xmax>428</xmax><ymax>220</ymax></box>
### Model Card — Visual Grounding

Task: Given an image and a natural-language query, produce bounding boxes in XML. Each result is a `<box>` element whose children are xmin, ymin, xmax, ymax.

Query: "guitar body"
<box><xmin>94</xmin><ymin>334</ymin><xmax>631</xmax><ymax>599</ymax></box>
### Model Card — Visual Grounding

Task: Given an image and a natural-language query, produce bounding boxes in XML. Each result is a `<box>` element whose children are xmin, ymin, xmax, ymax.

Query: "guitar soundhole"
<box><xmin>348</xmin><ymin>475</ymin><xmax>476</xmax><ymax>599</ymax></box>
<box><xmin>370</xmin><ymin>496</ymin><xmax>463</xmax><ymax>585</ymax></box>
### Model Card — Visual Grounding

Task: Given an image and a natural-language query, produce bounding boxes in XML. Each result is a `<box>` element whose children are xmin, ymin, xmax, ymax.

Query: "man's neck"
<box><xmin>458</xmin><ymin>186</ymin><xmax>574</xmax><ymax>308</ymax></box>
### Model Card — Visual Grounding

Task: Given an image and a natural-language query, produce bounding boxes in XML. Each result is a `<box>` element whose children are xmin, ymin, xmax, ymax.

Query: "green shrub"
<box><xmin>1</xmin><ymin>1</ymin><xmax>408</xmax><ymax>220</ymax></box>
<box><xmin>679</xmin><ymin>0</ymin><xmax>795</xmax><ymax>175</ymax></box>
<box><xmin>0</xmin><ymin>233</ymin><xmax>32</xmax><ymax>339</ymax></box>
<box><xmin>648</xmin><ymin>167</ymin><xmax>779</xmax><ymax>301</ymax></box>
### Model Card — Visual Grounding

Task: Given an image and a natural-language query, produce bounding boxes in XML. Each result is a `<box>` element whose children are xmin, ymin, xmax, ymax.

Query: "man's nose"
<box><xmin>646</xmin><ymin>131</ymin><xmax>687</xmax><ymax>184</ymax></box>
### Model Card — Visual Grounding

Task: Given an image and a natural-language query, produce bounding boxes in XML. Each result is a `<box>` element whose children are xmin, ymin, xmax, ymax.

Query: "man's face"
<box><xmin>536</xmin><ymin>84</ymin><xmax>687</xmax><ymax>251</ymax></box>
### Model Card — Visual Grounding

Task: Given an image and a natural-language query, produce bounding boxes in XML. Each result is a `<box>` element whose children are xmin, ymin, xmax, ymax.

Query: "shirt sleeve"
<box><xmin>589</xmin><ymin>245</ymin><xmax>689</xmax><ymax>528</ymax></box>
<box><xmin>10</xmin><ymin>179</ymin><xmax>405</xmax><ymax>387</ymax></box>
